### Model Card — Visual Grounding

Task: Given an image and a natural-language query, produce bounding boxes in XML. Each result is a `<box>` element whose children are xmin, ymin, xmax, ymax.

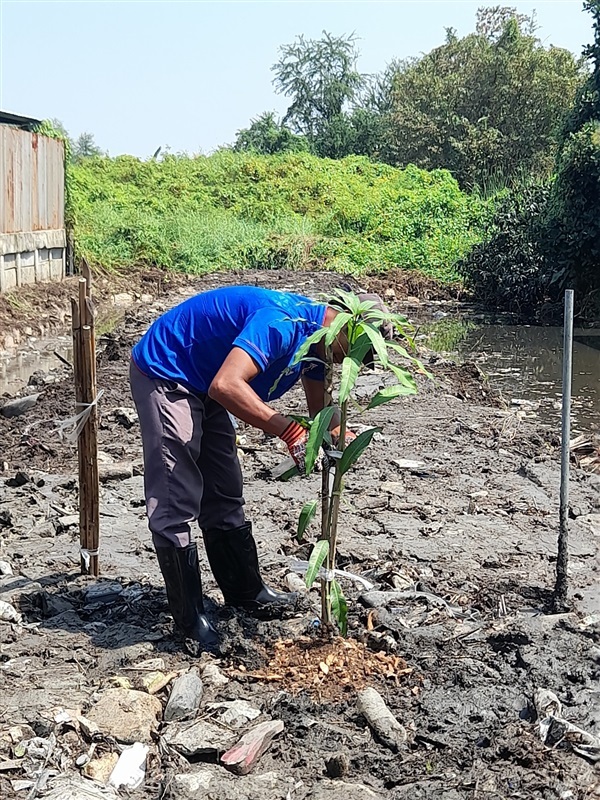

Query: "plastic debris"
<box><xmin>290</xmin><ymin>559</ymin><xmax>374</xmax><ymax>590</ymax></box>
<box><xmin>534</xmin><ymin>688</ymin><xmax>600</xmax><ymax>762</ymax></box>
<box><xmin>107</xmin><ymin>742</ymin><xmax>149</xmax><ymax>790</ymax></box>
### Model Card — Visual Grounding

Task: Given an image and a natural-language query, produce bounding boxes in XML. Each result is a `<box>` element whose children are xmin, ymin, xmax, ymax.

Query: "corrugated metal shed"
<box><xmin>0</xmin><ymin>112</ymin><xmax>66</xmax><ymax>293</ymax></box>
<box><xmin>0</xmin><ymin>111</ymin><xmax>41</xmax><ymax>130</ymax></box>
<box><xmin>0</xmin><ymin>126</ymin><xmax>64</xmax><ymax>234</ymax></box>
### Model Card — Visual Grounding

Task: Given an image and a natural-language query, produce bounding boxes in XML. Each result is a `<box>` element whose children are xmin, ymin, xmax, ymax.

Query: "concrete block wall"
<box><xmin>0</xmin><ymin>229</ymin><xmax>66</xmax><ymax>292</ymax></box>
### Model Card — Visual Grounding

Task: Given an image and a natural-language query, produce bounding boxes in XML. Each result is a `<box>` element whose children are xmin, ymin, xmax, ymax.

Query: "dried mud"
<box><xmin>0</xmin><ymin>270</ymin><xmax>599</xmax><ymax>799</ymax></box>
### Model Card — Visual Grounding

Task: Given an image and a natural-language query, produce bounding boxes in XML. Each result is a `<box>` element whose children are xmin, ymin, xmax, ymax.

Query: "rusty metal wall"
<box><xmin>0</xmin><ymin>126</ymin><xmax>65</xmax><ymax>234</ymax></box>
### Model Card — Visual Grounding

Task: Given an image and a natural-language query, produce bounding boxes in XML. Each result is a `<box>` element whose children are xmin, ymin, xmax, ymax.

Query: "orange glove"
<box><xmin>330</xmin><ymin>426</ymin><xmax>357</xmax><ymax>448</ymax></box>
<box><xmin>280</xmin><ymin>420</ymin><xmax>309</xmax><ymax>473</ymax></box>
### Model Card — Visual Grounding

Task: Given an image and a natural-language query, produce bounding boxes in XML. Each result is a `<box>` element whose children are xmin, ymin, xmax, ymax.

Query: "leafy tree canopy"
<box><xmin>385</xmin><ymin>6</ymin><xmax>584</xmax><ymax>188</ymax></box>
<box><xmin>272</xmin><ymin>31</ymin><xmax>364</xmax><ymax>142</ymax></box>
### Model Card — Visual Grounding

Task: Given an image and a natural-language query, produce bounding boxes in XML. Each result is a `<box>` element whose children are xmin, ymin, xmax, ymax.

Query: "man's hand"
<box><xmin>330</xmin><ymin>425</ymin><xmax>357</xmax><ymax>448</ymax></box>
<box><xmin>280</xmin><ymin>420</ymin><xmax>309</xmax><ymax>473</ymax></box>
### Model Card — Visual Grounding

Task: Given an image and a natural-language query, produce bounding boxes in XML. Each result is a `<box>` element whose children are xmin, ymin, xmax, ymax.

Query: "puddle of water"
<box><xmin>423</xmin><ymin>318</ymin><xmax>600</xmax><ymax>435</ymax></box>
<box><xmin>0</xmin><ymin>336</ymin><xmax>73</xmax><ymax>395</ymax></box>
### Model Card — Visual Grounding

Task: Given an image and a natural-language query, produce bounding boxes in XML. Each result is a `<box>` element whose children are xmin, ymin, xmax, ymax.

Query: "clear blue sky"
<box><xmin>0</xmin><ymin>0</ymin><xmax>592</xmax><ymax>158</ymax></box>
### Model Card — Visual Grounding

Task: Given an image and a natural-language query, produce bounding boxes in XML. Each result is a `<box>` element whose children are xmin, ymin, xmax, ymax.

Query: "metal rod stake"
<box><xmin>554</xmin><ymin>289</ymin><xmax>574</xmax><ymax>611</ymax></box>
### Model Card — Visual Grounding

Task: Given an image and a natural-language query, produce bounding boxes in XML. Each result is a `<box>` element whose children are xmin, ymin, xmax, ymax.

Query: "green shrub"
<box><xmin>543</xmin><ymin>122</ymin><xmax>600</xmax><ymax>319</ymax></box>
<box><xmin>70</xmin><ymin>152</ymin><xmax>487</xmax><ymax>280</ymax></box>
<box><xmin>458</xmin><ymin>184</ymin><xmax>551</xmax><ymax>316</ymax></box>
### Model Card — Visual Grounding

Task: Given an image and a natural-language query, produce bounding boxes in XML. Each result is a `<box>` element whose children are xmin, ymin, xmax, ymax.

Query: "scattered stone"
<box><xmin>0</xmin><ymin>600</ymin><xmax>20</xmax><ymax>623</ymax></box>
<box><xmin>206</xmin><ymin>699</ymin><xmax>261</xmax><ymax>729</ymax></box>
<box><xmin>0</xmin><ymin>560</ymin><xmax>14</xmax><ymax>576</ymax></box>
<box><xmin>326</xmin><ymin>752</ymin><xmax>350</xmax><ymax>779</ymax></box>
<box><xmin>77</xmin><ymin>715</ymin><xmax>101</xmax><ymax>739</ymax></box>
<box><xmin>164</xmin><ymin>668</ymin><xmax>204</xmax><ymax>721</ymax></box>
<box><xmin>84</xmin><ymin>752</ymin><xmax>119</xmax><ymax>783</ymax></box>
<box><xmin>392</xmin><ymin>459</ymin><xmax>426</xmax><ymax>471</ymax></box>
<box><xmin>221</xmin><ymin>719</ymin><xmax>284</xmax><ymax>775</ymax></box>
<box><xmin>307</xmin><ymin>780</ymin><xmax>383</xmax><ymax>799</ymax></box>
<box><xmin>113</xmin><ymin>407</ymin><xmax>138</xmax><ymax>428</ymax></box>
<box><xmin>0</xmin><ymin>393</ymin><xmax>41</xmax><ymax>419</ymax></box>
<box><xmin>86</xmin><ymin>688</ymin><xmax>162</xmax><ymax>743</ymax></box>
<box><xmin>168</xmin><ymin>767</ymin><xmax>292</xmax><ymax>800</ymax></box>
<box><xmin>113</xmin><ymin>293</ymin><xmax>134</xmax><ymax>307</ymax></box>
<box><xmin>99</xmin><ymin>463</ymin><xmax>134</xmax><ymax>483</ymax></box>
<box><xmin>41</xmin><ymin>776</ymin><xmax>118</xmax><ymax>799</ymax></box>
<box><xmin>284</xmin><ymin>572</ymin><xmax>309</xmax><ymax>593</ymax></box>
<box><xmin>201</xmin><ymin>662</ymin><xmax>229</xmax><ymax>687</ymax></box>
<box><xmin>163</xmin><ymin>719</ymin><xmax>237</xmax><ymax>757</ymax></box>
<box><xmin>57</xmin><ymin>514</ymin><xmax>79</xmax><ymax>530</ymax></box>
<box><xmin>356</xmin><ymin>687</ymin><xmax>407</xmax><ymax>752</ymax></box>
<box><xmin>170</xmin><ymin>771</ymin><xmax>213</xmax><ymax>798</ymax></box>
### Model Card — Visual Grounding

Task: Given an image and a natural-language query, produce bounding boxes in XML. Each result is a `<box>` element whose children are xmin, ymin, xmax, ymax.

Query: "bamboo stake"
<box><xmin>72</xmin><ymin>271</ymin><xmax>99</xmax><ymax>576</ymax></box>
<box><xmin>80</xmin><ymin>322</ymin><xmax>99</xmax><ymax>576</ymax></box>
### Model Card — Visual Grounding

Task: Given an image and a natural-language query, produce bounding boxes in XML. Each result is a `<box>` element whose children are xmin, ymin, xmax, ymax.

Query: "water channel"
<box><xmin>422</xmin><ymin>316</ymin><xmax>600</xmax><ymax>435</ymax></box>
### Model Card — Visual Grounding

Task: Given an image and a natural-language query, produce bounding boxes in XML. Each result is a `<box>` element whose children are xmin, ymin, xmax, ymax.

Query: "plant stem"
<box><xmin>326</xmin><ymin>398</ymin><xmax>347</xmax><ymax>585</ymax></box>
<box><xmin>320</xmin><ymin>345</ymin><xmax>334</xmax><ymax>625</ymax></box>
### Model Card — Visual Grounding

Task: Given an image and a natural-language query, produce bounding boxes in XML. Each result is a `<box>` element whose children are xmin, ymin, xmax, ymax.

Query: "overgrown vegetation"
<box><xmin>234</xmin><ymin>7</ymin><xmax>583</xmax><ymax>189</ymax></box>
<box><xmin>460</xmin><ymin>0</ymin><xmax>600</xmax><ymax>323</ymax></box>
<box><xmin>69</xmin><ymin>151</ymin><xmax>486</xmax><ymax>279</ymax></box>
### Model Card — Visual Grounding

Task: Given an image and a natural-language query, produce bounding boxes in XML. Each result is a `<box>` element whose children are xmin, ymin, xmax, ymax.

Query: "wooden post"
<box><xmin>72</xmin><ymin>270</ymin><xmax>99</xmax><ymax>576</ymax></box>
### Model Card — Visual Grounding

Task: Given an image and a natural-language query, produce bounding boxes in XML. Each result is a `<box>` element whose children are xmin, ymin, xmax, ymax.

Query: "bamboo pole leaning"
<box><xmin>71</xmin><ymin>265</ymin><xmax>100</xmax><ymax>576</ymax></box>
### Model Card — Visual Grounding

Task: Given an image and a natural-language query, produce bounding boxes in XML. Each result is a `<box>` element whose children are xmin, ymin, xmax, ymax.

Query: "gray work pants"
<box><xmin>129</xmin><ymin>360</ymin><xmax>245</xmax><ymax>548</ymax></box>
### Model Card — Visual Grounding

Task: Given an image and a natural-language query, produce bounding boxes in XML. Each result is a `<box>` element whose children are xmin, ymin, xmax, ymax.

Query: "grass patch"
<box><xmin>71</xmin><ymin>151</ymin><xmax>488</xmax><ymax>281</ymax></box>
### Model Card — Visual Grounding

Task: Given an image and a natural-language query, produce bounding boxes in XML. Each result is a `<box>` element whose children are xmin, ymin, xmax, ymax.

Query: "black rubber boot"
<box><xmin>202</xmin><ymin>522</ymin><xmax>296</xmax><ymax>612</ymax></box>
<box><xmin>155</xmin><ymin>543</ymin><xmax>219</xmax><ymax>651</ymax></box>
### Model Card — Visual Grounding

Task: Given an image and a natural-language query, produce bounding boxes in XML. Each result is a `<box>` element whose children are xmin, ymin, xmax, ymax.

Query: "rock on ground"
<box><xmin>86</xmin><ymin>688</ymin><xmax>162</xmax><ymax>743</ymax></box>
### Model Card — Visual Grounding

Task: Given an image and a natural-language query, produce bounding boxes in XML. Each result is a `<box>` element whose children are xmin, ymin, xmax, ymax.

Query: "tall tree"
<box><xmin>543</xmin><ymin>0</ymin><xmax>600</xmax><ymax>319</ymax></box>
<box><xmin>386</xmin><ymin>8</ymin><xmax>584</xmax><ymax>188</ymax></box>
<box><xmin>272</xmin><ymin>31</ymin><xmax>365</xmax><ymax>149</ymax></box>
<box><xmin>72</xmin><ymin>132</ymin><xmax>104</xmax><ymax>162</ymax></box>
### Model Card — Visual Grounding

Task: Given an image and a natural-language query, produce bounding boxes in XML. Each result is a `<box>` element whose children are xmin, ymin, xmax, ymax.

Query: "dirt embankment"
<box><xmin>0</xmin><ymin>269</ymin><xmax>599</xmax><ymax>800</ymax></box>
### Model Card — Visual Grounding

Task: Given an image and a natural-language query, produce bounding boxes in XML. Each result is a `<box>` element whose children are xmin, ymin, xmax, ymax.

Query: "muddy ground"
<box><xmin>0</xmin><ymin>270</ymin><xmax>599</xmax><ymax>799</ymax></box>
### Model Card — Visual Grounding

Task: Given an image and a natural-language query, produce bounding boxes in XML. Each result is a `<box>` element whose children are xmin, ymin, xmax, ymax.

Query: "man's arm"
<box><xmin>208</xmin><ymin>347</ymin><xmax>290</xmax><ymax>437</ymax></box>
<box><xmin>301</xmin><ymin>374</ymin><xmax>340</xmax><ymax>428</ymax></box>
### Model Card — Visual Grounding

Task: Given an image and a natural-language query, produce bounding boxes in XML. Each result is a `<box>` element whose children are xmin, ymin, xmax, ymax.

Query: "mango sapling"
<box><xmin>290</xmin><ymin>289</ymin><xmax>427</xmax><ymax>633</ymax></box>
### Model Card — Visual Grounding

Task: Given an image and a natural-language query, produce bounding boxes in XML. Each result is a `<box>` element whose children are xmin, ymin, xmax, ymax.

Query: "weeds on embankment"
<box><xmin>70</xmin><ymin>151</ymin><xmax>487</xmax><ymax>281</ymax></box>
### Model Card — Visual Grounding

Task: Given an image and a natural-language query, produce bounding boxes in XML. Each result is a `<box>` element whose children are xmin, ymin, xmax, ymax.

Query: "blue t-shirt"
<box><xmin>132</xmin><ymin>286</ymin><xmax>327</xmax><ymax>400</ymax></box>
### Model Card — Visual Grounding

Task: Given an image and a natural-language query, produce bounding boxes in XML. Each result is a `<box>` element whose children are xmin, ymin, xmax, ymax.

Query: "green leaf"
<box><xmin>324</xmin><ymin>312</ymin><xmax>352</xmax><ymax>346</ymax></box>
<box><xmin>291</xmin><ymin>327</ymin><xmax>328</xmax><ymax>366</ymax></box>
<box><xmin>388</xmin><ymin>363</ymin><xmax>418</xmax><ymax>390</ymax></box>
<box><xmin>337</xmin><ymin>427</ymin><xmax>381</xmax><ymax>475</ymax></box>
<box><xmin>305</xmin><ymin>540</ymin><xmax>329</xmax><ymax>589</ymax></box>
<box><xmin>367</xmin><ymin>384</ymin><xmax>417</xmax><ymax>409</ymax></box>
<box><xmin>305</xmin><ymin>405</ymin><xmax>337</xmax><ymax>474</ymax></box>
<box><xmin>276</xmin><ymin>463</ymin><xmax>300</xmax><ymax>482</ymax></box>
<box><xmin>386</xmin><ymin>342</ymin><xmax>432</xmax><ymax>378</ymax></box>
<box><xmin>331</xmin><ymin>580</ymin><xmax>348</xmax><ymax>636</ymax></box>
<box><xmin>358</xmin><ymin>323</ymin><xmax>389</xmax><ymax>367</ymax></box>
<box><xmin>339</xmin><ymin>355</ymin><xmax>361</xmax><ymax>405</ymax></box>
<box><xmin>325</xmin><ymin>288</ymin><xmax>362</xmax><ymax>314</ymax></box>
<box><xmin>297</xmin><ymin>500</ymin><xmax>318</xmax><ymax>542</ymax></box>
